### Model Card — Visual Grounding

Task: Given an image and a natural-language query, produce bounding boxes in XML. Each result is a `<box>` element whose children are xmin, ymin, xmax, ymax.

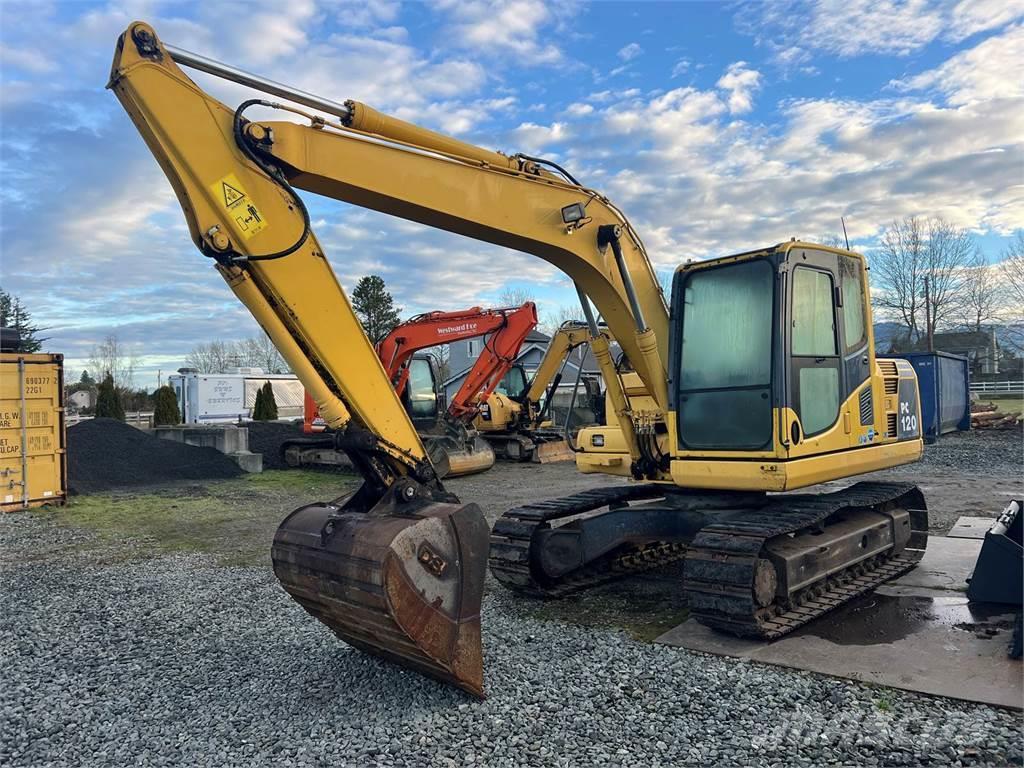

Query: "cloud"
<box><xmin>565</xmin><ymin>102</ymin><xmax>594</xmax><ymax>117</ymax></box>
<box><xmin>617</xmin><ymin>42</ymin><xmax>643</xmax><ymax>61</ymax></box>
<box><xmin>670</xmin><ymin>59</ymin><xmax>691</xmax><ymax>78</ymax></box>
<box><xmin>1</xmin><ymin>2</ymin><xmax>1020</xmax><ymax>382</ymax></box>
<box><xmin>716</xmin><ymin>62</ymin><xmax>762</xmax><ymax>114</ymax></box>
<box><xmin>434</xmin><ymin>0</ymin><xmax>564</xmax><ymax>64</ymax></box>
<box><xmin>736</xmin><ymin>0</ymin><xmax>1024</xmax><ymax>64</ymax></box>
<box><xmin>891</xmin><ymin>24</ymin><xmax>1024</xmax><ymax>105</ymax></box>
<box><xmin>510</xmin><ymin>121</ymin><xmax>569</xmax><ymax>153</ymax></box>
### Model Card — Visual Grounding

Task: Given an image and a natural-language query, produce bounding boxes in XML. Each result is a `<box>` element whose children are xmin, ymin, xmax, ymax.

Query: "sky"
<box><xmin>1</xmin><ymin>0</ymin><xmax>1022</xmax><ymax>387</ymax></box>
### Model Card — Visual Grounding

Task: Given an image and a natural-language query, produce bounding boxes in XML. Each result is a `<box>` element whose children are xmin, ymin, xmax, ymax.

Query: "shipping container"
<box><xmin>168</xmin><ymin>369</ymin><xmax>304</xmax><ymax>423</ymax></box>
<box><xmin>881</xmin><ymin>352</ymin><xmax>970</xmax><ymax>443</ymax></box>
<box><xmin>0</xmin><ymin>352</ymin><xmax>67</xmax><ymax>511</ymax></box>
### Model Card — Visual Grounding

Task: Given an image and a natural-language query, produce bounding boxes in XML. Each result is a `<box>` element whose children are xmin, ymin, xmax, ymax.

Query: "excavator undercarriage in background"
<box><xmin>109</xmin><ymin>23</ymin><xmax>929</xmax><ymax>699</ymax></box>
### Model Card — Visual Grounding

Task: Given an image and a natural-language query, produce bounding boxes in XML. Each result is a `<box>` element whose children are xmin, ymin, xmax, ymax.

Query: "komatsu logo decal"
<box><xmin>436</xmin><ymin>323</ymin><xmax>479</xmax><ymax>335</ymax></box>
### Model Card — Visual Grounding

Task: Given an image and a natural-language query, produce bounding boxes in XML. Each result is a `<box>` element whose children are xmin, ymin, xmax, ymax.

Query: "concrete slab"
<box><xmin>948</xmin><ymin>516</ymin><xmax>996</xmax><ymax>540</ymax></box>
<box><xmin>656</xmin><ymin>537</ymin><xmax>1022</xmax><ymax>710</ymax></box>
<box><xmin>875</xmin><ymin>535</ymin><xmax>980</xmax><ymax>598</ymax></box>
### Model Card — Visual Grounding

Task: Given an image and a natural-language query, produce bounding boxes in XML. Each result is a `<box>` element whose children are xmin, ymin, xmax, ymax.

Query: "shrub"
<box><xmin>153</xmin><ymin>385</ymin><xmax>180</xmax><ymax>426</ymax></box>
<box><xmin>94</xmin><ymin>373</ymin><xmax>124</xmax><ymax>421</ymax></box>
<box><xmin>252</xmin><ymin>381</ymin><xmax>278</xmax><ymax>420</ymax></box>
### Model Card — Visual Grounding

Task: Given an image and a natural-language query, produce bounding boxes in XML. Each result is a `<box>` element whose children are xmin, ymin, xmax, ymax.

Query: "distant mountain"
<box><xmin>872</xmin><ymin>322</ymin><xmax>905</xmax><ymax>353</ymax></box>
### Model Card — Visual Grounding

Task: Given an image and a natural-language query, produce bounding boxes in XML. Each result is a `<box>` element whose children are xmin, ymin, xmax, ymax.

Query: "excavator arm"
<box><xmin>524</xmin><ymin>320</ymin><xmax>612</xmax><ymax>416</ymax></box>
<box><xmin>107</xmin><ymin>21</ymin><xmax>663</xmax><ymax>698</ymax></box>
<box><xmin>109</xmin><ymin>24</ymin><xmax>491</xmax><ymax>696</ymax></box>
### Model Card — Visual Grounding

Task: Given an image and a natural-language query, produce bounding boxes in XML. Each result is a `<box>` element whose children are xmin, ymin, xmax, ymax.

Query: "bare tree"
<box><xmin>236</xmin><ymin>334</ymin><xmax>287</xmax><ymax>373</ymax></box>
<box><xmin>185</xmin><ymin>340</ymin><xmax>235</xmax><ymax>373</ymax></box>
<box><xmin>959</xmin><ymin>251</ymin><xmax>1000</xmax><ymax>332</ymax></box>
<box><xmin>998</xmin><ymin>232</ymin><xmax>1024</xmax><ymax>353</ymax></box>
<box><xmin>871</xmin><ymin>217</ymin><xmax>973</xmax><ymax>350</ymax></box>
<box><xmin>871</xmin><ymin>216</ymin><xmax>926</xmax><ymax>342</ymax></box>
<box><xmin>497</xmin><ymin>286</ymin><xmax>536</xmax><ymax>308</ymax></box>
<box><xmin>88</xmin><ymin>334</ymin><xmax>138</xmax><ymax>389</ymax></box>
<box><xmin>921</xmin><ymin>219</ymin><xmax>972</xmax><ymax>350</ymax></box>
<box><xmin>540</xmin><ymin>304</ymin><xmax>585</xmax><ymax>335</ymax></box>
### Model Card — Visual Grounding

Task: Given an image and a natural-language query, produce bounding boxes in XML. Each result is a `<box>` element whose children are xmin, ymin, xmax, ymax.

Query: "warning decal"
<box><xmin>222</xmin><ymin>181</ymin><xmax>244</xmax><ymax>207</ymax></box>
<box><xmin>209</xmin><ymin>172</ymin><xmax>267</xmax><ymax>240</ymax></box>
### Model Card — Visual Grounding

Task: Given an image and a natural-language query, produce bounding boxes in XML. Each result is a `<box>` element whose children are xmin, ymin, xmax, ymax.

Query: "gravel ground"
<box><xmin>4</xmin><ymin>503</ymin><xmax>1022</xmax><ymax>767</ymax></box>
<box><xmin>4</xmin><ymin>429</ymin><xmax>1021</xmax><ymax>767</ymax></box>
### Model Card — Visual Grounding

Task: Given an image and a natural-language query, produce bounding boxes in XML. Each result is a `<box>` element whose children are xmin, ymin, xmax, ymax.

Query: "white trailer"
<box><xmin>169</xmin><ymin>369</ymin><xmax>304</xmax><ymax>423</ymax></box>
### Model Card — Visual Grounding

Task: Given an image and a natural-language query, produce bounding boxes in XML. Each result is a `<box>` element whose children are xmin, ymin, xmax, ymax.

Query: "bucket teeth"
<box><xmin>272</xmin><ymin>498</ymin><xmax>489</xmax><ymax>697</ymax></box>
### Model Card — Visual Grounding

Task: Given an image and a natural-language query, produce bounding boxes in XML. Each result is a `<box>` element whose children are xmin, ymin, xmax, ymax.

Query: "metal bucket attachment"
<box><xmin>272</xmin><ymin>494</ymin><xmax>489</xmax><ymax>697</ymax></box>
<box><xmin>426</xmin><ymin>434</ymin><xmax>495</xmax><ymax>478</ymax></box>
<box><xmin>535</xmin><ymin>438</ymin><xmax>574</xmax><ymax>464</ymax></box>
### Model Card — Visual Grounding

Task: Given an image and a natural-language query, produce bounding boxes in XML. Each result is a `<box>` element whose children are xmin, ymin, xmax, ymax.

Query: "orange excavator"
<box><xmin>292</xmin><ymin>303</ymin><xmax>538</xmax><ymax>476</ymax></box>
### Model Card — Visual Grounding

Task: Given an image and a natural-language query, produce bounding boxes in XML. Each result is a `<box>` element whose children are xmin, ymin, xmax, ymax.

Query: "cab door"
<box><xmin>787</xmin><ymin>251</ymin><xmax>842</xmax><ymax>447</ymax></box>
<box><xmin>402</xmin><ymin>356</ymin><xmax>441</xmax><ymax>431</ymax></box>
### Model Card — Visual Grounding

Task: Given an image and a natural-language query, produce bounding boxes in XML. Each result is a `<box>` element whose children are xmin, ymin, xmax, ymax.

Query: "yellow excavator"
<box><xmin>108</xmin><ymin>24</ymin><xmax>928</xmax><ymax>699</ymax></box>
<box><xmin>476</xmin><ymin>320</ymin><xmax>610</xmax><ymax>462</ymax></box>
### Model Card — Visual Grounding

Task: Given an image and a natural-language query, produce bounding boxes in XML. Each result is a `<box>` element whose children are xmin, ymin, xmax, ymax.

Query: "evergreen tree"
<box><xmin>153</xmin><ymin>386</ymin><xmax>180</xmax><ymax>426</ymax></box>
<box><xmin>95</xmin><ymin>373</ymin><xmax>125</xmax><ymax>421</ymax></box>
<box><xmin>351</xmin><ymin>275</ymin><xmax>402</xmax><ymax>344</ymax></box>
<box><xmin>80</xmin><ymin>370</ymin><xmax>95</xmax><ymax>386</ymax></box>
<box><xmin>0</xmin><ymin>288</ymin><xmax>46</xmax><ymax>352</ymax></box>
<box><xmin>252</xmin><ymin>382</ymin><xmax>278</xmax><ymax>420</ymax></box>
<box><xmin>252</xmin><ymin>386</ymin><xmax>266</xmax><ymax>420</ymax></box>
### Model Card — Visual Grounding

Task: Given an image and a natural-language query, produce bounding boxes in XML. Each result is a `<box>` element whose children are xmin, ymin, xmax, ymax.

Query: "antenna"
<box><xmin>841</xmin><ymin>217</ymin><xmax>850</xmax><ymax>250</ymax></box>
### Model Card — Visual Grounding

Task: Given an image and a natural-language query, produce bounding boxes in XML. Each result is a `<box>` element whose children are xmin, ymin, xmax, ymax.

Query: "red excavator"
<box><xmin>290</xmin><ymin>303</ymin><xmax>538</xmax><ymax>476</ymax></box>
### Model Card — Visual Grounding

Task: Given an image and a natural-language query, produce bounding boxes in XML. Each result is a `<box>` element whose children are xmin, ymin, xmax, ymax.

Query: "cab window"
<box><xmin>406</xmin><ymin>358</ymin><xmax>438</xmax><ymax>418</ymax></box>
<box><xmin>676</xmin><ymin>258</ymin><xmax>774</xmax><ymax>450</ymax></box>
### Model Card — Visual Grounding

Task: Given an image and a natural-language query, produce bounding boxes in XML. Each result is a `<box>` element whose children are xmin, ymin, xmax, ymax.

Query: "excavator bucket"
<box><xmin>426</xmin><ymin>434</ymin><xmax>496</xmax><ymax>478</ymax></box>
<box><xmin>272</xmin><ymin>494</ymin><xmax>489</xmax><ymax>697</ymax></box>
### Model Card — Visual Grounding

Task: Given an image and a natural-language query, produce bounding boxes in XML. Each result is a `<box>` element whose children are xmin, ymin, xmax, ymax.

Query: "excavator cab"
<box><xmin>494</xmin><ymin>364</ymin><xmax>529</xmax><ymax>401</ymax></box>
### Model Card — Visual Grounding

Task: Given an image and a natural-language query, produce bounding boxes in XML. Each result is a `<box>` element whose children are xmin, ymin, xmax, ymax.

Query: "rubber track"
<box><xmin>489</xmin><ymin>483</ymin><xmax>683</xmax><ymax>597</ymax></box>
<box><xmin>683</xmin><ymin>481</ymin><xmax>927</xmax><ymax>639</ymax></box>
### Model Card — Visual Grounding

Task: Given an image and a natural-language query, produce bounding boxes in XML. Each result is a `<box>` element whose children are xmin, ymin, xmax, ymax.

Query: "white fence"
<box><xmin>970</xmin><ymin>380</ymin><xmax>1024</xmax><ymax>395</ymax></box>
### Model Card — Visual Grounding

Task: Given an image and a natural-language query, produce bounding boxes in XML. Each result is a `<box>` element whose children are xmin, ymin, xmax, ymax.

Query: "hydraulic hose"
<box><xmin>219</xmin><ymin>99</ymin><xmax>312</xmax><ymax>263</ymax></box>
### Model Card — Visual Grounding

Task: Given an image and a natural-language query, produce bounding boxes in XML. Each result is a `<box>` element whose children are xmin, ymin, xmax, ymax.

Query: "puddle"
<box><xmin>796</xmin><ymin>593</ymin><xmax>1011</xmax><ymax>646</ymax></box>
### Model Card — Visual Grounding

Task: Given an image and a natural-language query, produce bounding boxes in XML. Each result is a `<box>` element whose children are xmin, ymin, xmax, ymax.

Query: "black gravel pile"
<box><xmin>244</xmin><ymin>421</ymin><xmax>308</xmax><ymax>470</ymax></box>
<box><xmin>67</xmin><ymin>419</ymin><xmax>243</xmax><ymax>494</ymax></box>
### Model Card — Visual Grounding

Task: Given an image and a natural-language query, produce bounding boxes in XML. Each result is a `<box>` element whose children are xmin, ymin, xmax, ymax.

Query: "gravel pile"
<box><xmin>903</xmin><ymin>429</ymin><xmax>1023</xmax><ymax>476</ymax></box>
<box><xmin>245</xmin><ymin>421</ymin><xmax>308</xmax><ymax>470</ymax></box>
<box><xmin>2</xmin><ymin>514</ymin><xmax>1020</xmax><ymax>768</ymax></box>
<box><xmin>66</xmin><ymin>419</ymin><xmax>243</xmax><ymax>494</ymax></box>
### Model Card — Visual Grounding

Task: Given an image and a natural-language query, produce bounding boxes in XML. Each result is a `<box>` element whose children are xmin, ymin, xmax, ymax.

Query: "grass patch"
<box><xmin>37</xmin><ymin>470</ymin><xmax>359</xmax><ymax>567</ymax></box>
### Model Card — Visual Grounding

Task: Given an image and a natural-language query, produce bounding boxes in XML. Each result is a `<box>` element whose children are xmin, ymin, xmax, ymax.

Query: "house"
<box><xmin>909</xmin><ymin>329</ymin><xmax>1000</xmax><ymax>375</ymax></box>
<box><xmin>67</xmin><ymin>389</ymin><xmax>95</xmax><ymax>411</ymax></box>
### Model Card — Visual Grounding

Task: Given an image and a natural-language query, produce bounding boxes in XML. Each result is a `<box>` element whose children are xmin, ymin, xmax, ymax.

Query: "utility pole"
<box><xmin>923</xmin><ymin>276</ymin><xmax>934</xmax><ymax>352</ymax></box>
